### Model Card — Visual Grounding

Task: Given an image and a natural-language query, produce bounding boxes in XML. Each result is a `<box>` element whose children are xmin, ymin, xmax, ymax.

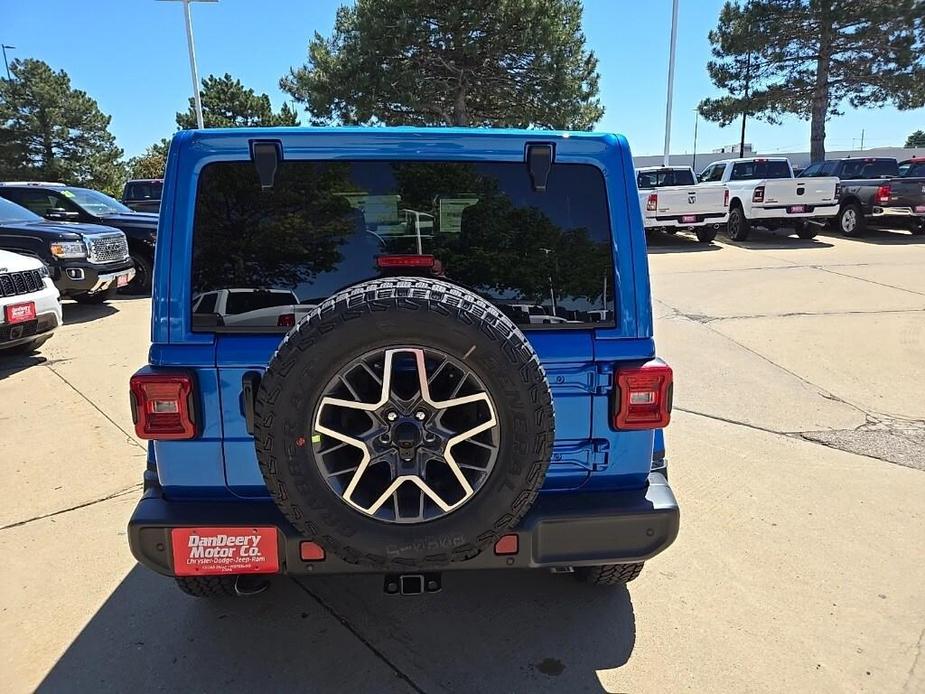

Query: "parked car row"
<box><xmin>0</xmin><ymin>248</ymin><xmax>62</xmax><ymax>355</ymax></box>
<box><xmin>0</xmin><ymin>182</ymin><xmax>158</xmax><ymax>293</ymax></box>
<box><xmin>637</xmin><ymin>156</ymin><xmax>925</xmax><ymax>243</ymax></box>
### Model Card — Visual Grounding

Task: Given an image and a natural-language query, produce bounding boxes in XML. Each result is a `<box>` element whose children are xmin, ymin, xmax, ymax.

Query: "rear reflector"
<box><xmin>376</xmin><ymin>254</ymin><xmax>435</xmax><ymax>269</ymax></box>
<box><xmin>613</xmin><ymin>359</ymin><xmax>673</xmax><ymax>429</ymax></box>
<box><xmin>129</xmin><ymin>372</ymin><xmax>197</xmax><ymax>440</ymax></box>
<box><xmin>299</xmin><ymin>541</ymin><xmax>326</xmax><ymax>561</ymax></box>
<box><xmin>494</xmin><ymin>534</ymin><xmax>519</xmax><ymax>555</ymax></box>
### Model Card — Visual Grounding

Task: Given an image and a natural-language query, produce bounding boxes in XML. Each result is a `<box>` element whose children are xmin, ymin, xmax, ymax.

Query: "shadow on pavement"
<box><xmin>729</xmin><ymin>226</ymin><xmax>834</xmax><ymax>250</ymax></box>
<box><xmin>646</xmin><ymin>231</ymin><xmax>722</xmax><ymax>253</ymax></box>
<box><xmin>815</xmin><ymin>227</ymin><xmax>925</xmax><ymax>245</ymax></box>
<box><xmin>0</xmin><ymin>352</ymin><xmax>47</xmax><ymax>381</ymax></box>
<box><xmin>38</xmin><ymin>565</ymin><xmax>635</xmax><ymax>693</ymax></box>
<box><xmin>62</xmin><ymin>302</ymin><xmax>119</xmax><ymax>325</ymax></box>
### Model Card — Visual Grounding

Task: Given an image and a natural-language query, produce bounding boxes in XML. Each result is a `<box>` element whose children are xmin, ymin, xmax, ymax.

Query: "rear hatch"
<box><xmin>646</xmin><ymin>185</ymin><xmax>727</xmax><ymax>219</ymax></box>
<box><xmin>884</xmin><ymin>178</ymin><xmax>925</xmax><ymax>211</ymax></box>
<box><xmin>760</xmin><ymin>177</ymin><xmax>839</xmax><ymax>208</ymax></box>
<box><xmin>151</xmin><ymin>130</ymin><xmax>657</xmax><ymax>500</ymax></box>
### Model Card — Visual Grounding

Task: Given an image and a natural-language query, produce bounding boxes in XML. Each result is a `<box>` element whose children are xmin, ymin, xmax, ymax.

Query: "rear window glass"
<box><xmin>637</xmin><ymin>169</ymin><xmax>695</xmax><ymax>188</ymax></box>
<box><xmin>191</xmin><ymin>160</ymin><xmax>615</xmax><ymax>330</ymax></box>
<box><xmin>729</xmin><ymin>160</ymin><xmax>791</xmax><ymax>180</ymax></box>
<box><xmin>839</xmin><ymin>159</ymin><xmax>898</xmax><ymax>179</ymax></box>
<box><xmin>125</xmin><ymin>181</ymin><xmax>163</xmax><ymax>200</ymax></box>
<box><xmin>901</xmin><ymin>162</ymin><xmax>925</xmax><ymax>177</ymax></box>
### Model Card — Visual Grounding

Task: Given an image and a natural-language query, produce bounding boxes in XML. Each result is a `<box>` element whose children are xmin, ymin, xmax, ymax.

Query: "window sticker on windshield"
<box><xmin>60</xmin><ymin>190</ymin><xmax>75</xmax><ymax>198</ymax></box>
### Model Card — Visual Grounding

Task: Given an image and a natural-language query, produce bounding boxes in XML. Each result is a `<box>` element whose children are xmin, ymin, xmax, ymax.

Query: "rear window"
<box><xmin>125</xmin><ymin>181</ymin><xmax>163</xmax><ymax>200</ymax></box>
<box><xmin>839</xmin><ymin>159</ymin><xmax>898</xmax><ymax>179</ymax></box>
<box><xmin>637</xmin><ymin>169</ymin><xmax>696</xmax><ymax>188</ymax></box>
<box><xmin>190</xmin><ymin>160</ymin><xmax>615</xmax><ymax>330</ymax></box>
<box><xmin>900</xmin><ymin>162</ymin><xmax>925</xmax><ymax>177</ymax></box>
<box><xmin>729</xmin><ymin>160</ymin><xmax>791</xmax><ymax>180</ymax></box>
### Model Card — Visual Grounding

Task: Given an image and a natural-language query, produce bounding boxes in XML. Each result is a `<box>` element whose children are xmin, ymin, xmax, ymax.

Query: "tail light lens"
<box><xmin>613</xmin><ymin>360</ymin><xmax>673</xmax><ymax>430</ymax></box>
<box><xmin>834</xmin><ymin>183</ymin><xmax>841</xmax><ymax>200</ymax></box>
<box><xmin>130</xmin><ymin>372</ymin><xmax>197</xmax><ymax>440</ymax></box>
<box><xmin>875</xmin><ymin>184</ymin><xmax>891</xmax><ymax>204</ymax></box>
<box><xmin>723</xmin><ymin>188</ymin><xmax>730</xmax><ymax>207</ymax></box>
<box><xmin>645</xmin><ymin>193</ymin><xmax>658</xmax><ymax>211</ymax></box>
<box><xmin>752</xmin><ymin>186</ymin><xmax>765</xmax><ymax>203</ymax></box>
<box><xmin>376</xmin><ymin>254</ymin><xmax>435</xmax><ymax>269</ymax></box>
<box><xmin>277</xmin><ymin>313</ymin><xmax>296</xmax><ymax>328</ymax></box>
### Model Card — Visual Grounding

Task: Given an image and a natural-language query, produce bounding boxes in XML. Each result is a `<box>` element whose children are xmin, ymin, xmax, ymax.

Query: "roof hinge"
<box><xmin>250</xmin><ymin>140</ymin><xmax>282</xmax><ymax>190</ymax></box>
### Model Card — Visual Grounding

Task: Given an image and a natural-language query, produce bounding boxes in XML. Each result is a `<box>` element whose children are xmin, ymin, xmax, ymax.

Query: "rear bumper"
<box><xmin>128</xmin><ymin>472</ymin><xmax>680</xmax><ymax>576</ymax></box>
<box><xmin>869</xmin><ymin>206</ymin><xmax>925</xmax><ymax>222</ymax></box>
<box><xmin>645</xmin><ymin>213</ymin><xmax>729</xmax><ymax>229</ymax></box>
<box><xmin>750</xmin><ymin>203</ymin><xmax>839</xmax><ymax>220</ymax></box>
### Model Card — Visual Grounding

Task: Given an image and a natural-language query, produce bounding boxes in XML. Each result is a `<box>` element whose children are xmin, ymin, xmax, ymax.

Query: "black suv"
<box><xmin>0</xmin><ymin>183</ymin><xmax>158</xmax><ymax>293</ymax></box>
<box><xmin>0</xmin><ymin>196</ymin><xmax>135</xmax><ymax>303</ymax></box>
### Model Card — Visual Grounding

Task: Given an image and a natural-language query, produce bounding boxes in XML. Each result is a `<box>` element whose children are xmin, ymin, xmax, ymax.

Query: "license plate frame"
<box><xmin>788</xmin><ymin>205</ymin><xmax>806</xmax><ymax>214</ymax></box>
<box><xmin>681</xmin><ymin>214</ymin><xmax>698</xmax><ymax>224</ymax></box>
<box><xmin>4</xmin><ymin>301</ymin><xmax>36</xmax><ymax>325</ymax></box>
<box><xmin>171</xmin><ymin>527</ymin><xmax>280</xmax><ymax>576</ymax></box>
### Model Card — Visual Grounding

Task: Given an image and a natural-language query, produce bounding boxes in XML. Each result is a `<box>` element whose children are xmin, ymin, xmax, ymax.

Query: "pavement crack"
<box><xmin>905</xmin><ymin>626</ymin><xmax>925</xmax><ymax>693</ymax></box>
<box><xmin>290</xmin><ymin>578</ymin><xmax>427</xmax><ymax>694</ymax></box>
<box><xmin>813</xmin><ymin>265</ymin><xmax>925</xmax><ymax>297</ymax></box>
<box><xmin>0</xmin><ymin>484</ymin><xmax>142</xmax><ymax>531</ymax></box>
<box><xmin>674</xmin><ymin>407</ymin><xmax>792</xmax><ymax>436</ymax></box>
<box><xmin>43</xmin><ymin>363</ymin><xmax>145</xmax><ymax>451</ymax></box>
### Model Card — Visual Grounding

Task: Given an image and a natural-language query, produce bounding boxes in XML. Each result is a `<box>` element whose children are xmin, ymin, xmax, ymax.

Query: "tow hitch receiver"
<box><xmin>384</xmin><ymin>572</ymin><xmax>442</xmax><ymax>595</ymax></box>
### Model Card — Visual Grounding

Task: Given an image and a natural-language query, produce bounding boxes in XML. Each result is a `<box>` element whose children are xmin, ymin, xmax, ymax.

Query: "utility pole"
<box><xmin>740</xmin><ymin>49</ymin><xmax>751</xmax><ymax>159</ymax></box>
<box><xmin>662</xmin><ymin>0</ymin><xmax>680</xmax><ymax>167</ymax></box>
<box><xmin>158</xmin><ymin>0</ymin><xmax>217</xmax><ymax>129</ymax></box>
<box><xmin>860</xmin><ymin>129</ymin><xmax>865</xmax><ymax>151</ymax></box>
<box><xmin>1</xmin><ymin>45</ymin><xmax>14</xmax><ymax>80</ymax></box>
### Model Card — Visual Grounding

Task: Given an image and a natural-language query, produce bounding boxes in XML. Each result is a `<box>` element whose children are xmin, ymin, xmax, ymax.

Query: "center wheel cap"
<box><xmin>311</xmin><ymin>347</ymin><xmax>499</xmax><ymax>524</ymax></box>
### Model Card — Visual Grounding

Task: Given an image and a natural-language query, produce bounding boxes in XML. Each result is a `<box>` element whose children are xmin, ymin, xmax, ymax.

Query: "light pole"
<box><xmin>691</xmin><ymin>108</ymin><xmax>699</xmax><ymax>172</ymax></box>
<box><xmin>158</xmin><ymin>0</ymin><xmax>216</xmax><ymax>129</ymax></box>
<box><xmin>2</xmin><ymin>45</ymin><xmax>15</xmax><ymax>80</ymax></box>
<box><xmin>662</xmin><ymin>0</ymin><xmax>680</xmax><ymax>167</ymax></box>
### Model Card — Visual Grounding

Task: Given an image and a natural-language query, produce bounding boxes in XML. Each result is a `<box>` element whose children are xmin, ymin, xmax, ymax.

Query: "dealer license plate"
<box><xmin>171</xmin><ymin>527</ymin><xmax>279</xmax><ymax>576</ymax></box>
<box><xmin>915</xmin><ymin>205</ymin><xmax>925</xmax><ymax>213</ymax></box>
<box><xmin>117</xmin><ymin>274</ymin><xmax>131</xmax><ymax>287</ymax></box>
<box><xmin>4</xmin><ymin>302</ymin><xmax>36</xmax><ymax>324</ymax></box>
<box><xmin>788</xmin><ymin>205</ymin><xmax>806</xmax><ymax>214</ymax></box>
<box><xmin>681</xmin><ymin>215</ymin><xmax>698</xmax><ymax>223</ymax></box>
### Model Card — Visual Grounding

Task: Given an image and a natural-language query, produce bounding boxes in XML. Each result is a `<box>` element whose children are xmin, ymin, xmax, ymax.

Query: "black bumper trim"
<box><xmin>128</xmin><ymin>473</ymin><xmax>680</xmax><ymax>576</ymax></box>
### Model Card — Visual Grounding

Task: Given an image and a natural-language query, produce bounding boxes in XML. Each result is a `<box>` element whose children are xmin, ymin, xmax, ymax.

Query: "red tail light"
<box><xmin>723</xmin><ymin>188</ymin><xmax>730</xmax><ymax>207</ymax></box>
<box><xmin>613</xmin><ymin>360</ymin><xmax>673</xmax><ymax>429</ymax></box>
<box><xmin>130</xmin><ymin>372</ymin><xmax>197</xmax><ymax>440</ymax></box>
<box><xmin>875</xmin><ymin>184</ymin><xmax>891</xmax><ymax>204</ymax></box>
<box><xmin>752</xmin><ymin>186</ymin><xmax>765</xmax><ymax>203</ymax></box>
<box><xmin>834</xmin><ymin>183</ymin><xmax>841</xmax><ymax>200</ymax></box>
<box><xmin>376</xmin><ymin>254</ymin><xmax>435</xmax><ymax>269</ymax></box>
<box><xmin>277</xmin><ymin>313</ymin><xmax>296</xmax><ymax>328</ymax></box>
<box><xmin>645</xmin><ymin>193</ymin><xmax>658</xmax><ymax>211</ymax></box>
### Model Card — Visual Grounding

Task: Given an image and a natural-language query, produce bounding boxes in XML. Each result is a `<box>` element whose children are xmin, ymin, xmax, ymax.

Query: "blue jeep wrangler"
<box><xmin>127</xmin><ymin>127</ymin><xmax>679</xmax><ymax>597</ymax></box>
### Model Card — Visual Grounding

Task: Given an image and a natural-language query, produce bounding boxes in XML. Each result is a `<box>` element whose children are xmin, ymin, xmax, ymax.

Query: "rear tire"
<box><xmin>910</xmin><ymin>223</ymin><xmax>924</xmax><ymax>236</ymax></box>
<box><xmin>695</xmin><ymin>226</ymin><xmax>717</xmax><ymax>243</ymax></box>
<box><xmin>794</xmin><ymin>221</ymin><xmax>817</xmax><ymax>239</ymax></box>
<box><xmin>574</xmin><ymin>563</ymin><xmax>644</xmax><ymax>585</ymax></box>
<box><xmin>837</xmin><ymin>202</ymin><xmax>865</xmax><ymax>237</ymax></box>
<box><xmin>726</xmin><ymin>206</ymin><xmax>750</xmax><ymax>241</ymax></box>
<box><xmin>175</xmin><ymin>575</ymin><xmax>238</xmax><ymax>598</ymax></box>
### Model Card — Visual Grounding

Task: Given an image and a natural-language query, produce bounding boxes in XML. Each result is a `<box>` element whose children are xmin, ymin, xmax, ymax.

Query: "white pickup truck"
<box><xmin>636</xmin><ymin>166</ymin><xmax>729</xmax><ymax>243</ymax></box>
<box><xmin>697</xmin><ymin>157</ymin><xmax>840</xmax><ymax>241</ymax></box>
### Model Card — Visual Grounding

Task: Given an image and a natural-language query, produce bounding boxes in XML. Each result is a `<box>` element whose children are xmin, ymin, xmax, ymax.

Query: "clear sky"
<box><xmin>2</xmin><ymin>0</ymin><xmax>923</xmax><ymax>159</ymax></box>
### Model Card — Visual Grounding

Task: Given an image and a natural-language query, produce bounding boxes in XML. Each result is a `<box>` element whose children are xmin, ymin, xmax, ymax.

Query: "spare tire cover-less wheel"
<box><xmin>254</xmin><ymin>277</ymin><xmax>555</xmax><ymax>568</ymax></box>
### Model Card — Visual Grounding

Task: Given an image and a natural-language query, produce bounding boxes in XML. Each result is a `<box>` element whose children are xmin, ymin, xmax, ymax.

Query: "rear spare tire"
<box><xmin>254</xmin><ymin>277</ymin><xmax>555</xmax><ymax>569</ymax></box>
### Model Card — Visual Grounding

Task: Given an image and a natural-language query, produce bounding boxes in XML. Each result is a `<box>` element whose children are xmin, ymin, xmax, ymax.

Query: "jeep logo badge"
<box><xmin>688</xmin><ymin>192</ymin><xmax>696</xmax><ymax>204</ymax></box>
